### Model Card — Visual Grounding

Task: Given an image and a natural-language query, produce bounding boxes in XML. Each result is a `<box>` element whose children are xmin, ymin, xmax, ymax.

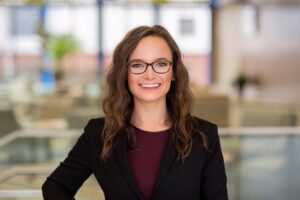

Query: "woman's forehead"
<box><xmin>129</xmin><ymin>36</ymin><xmax>172</xmax><ymax>62</ymax></box>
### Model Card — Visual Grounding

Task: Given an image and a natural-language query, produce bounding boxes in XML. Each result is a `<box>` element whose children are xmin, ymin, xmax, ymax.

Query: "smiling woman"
<box><xmin>127</xmin><ymin>36</ymin><xmax>174</xmax><ymax>109</ymax></box>
<box><xmin>42</xmin><ymin>25</ymin><xmax>228</xmax><ymax>200</ymax></box>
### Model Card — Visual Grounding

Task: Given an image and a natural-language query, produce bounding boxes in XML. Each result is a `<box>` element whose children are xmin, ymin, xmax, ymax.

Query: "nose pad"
<box><xmin>144</xmin><ymin>65</ymin><xmax>155</xmax><ymax>78</ymax></box>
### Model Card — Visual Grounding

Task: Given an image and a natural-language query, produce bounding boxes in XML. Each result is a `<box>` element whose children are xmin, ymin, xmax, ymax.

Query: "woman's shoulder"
<box><xmin>85</xmin><ymin>117</ymin><xmax>105</xmax><ymax>129</ymax></box>
<box><xmin>191</xmin><ymin>116</ymin><xmax>219</xmax><ymax>144</ymax></box>
<box><xmin>191</xmin><ymin>116</ymin><xmax>218</xmax><ymax>132</ymax></box>
<box><xmin>80</xmin><ymin>117</ymin><xmax>105</xmax><ymax>140</ymax></box>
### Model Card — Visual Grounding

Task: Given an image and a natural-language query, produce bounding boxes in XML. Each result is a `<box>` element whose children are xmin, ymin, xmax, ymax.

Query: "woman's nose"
<box><xmin>144</xmin><ymin>65</ymin><xmax>155</xmax><ymax>79</ymax></box>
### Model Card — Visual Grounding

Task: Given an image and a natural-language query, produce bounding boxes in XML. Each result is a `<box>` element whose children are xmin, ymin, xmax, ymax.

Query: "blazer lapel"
<box><xmin>115</xmin><ymin>131</ymin><xmax>144</xmax><ymax>200</ymax></box>
<box><xmin>151</xmin><ymin>132</ymin><xmax>177</xmax><ymax>193</ymax></box>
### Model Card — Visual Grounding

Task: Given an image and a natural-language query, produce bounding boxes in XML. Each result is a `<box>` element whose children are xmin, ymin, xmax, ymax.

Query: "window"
<box><xmin>11</xmin><ymin>6</ymin><xmax>40</xmax><ymax>36</ymax></box>
<box><xmin>180</xmin><ymin>18</ymin><xmax>195</xmax><ymax>35</ymax></box>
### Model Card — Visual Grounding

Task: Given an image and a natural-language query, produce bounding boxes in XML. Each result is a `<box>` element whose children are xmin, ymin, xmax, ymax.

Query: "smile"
<box><xmin>139</xmin><ymin>83</ymin><xmax>161</xmax><ymax>88</ymax></box>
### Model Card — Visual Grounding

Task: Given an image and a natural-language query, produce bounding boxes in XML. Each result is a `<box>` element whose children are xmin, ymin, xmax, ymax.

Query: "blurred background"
<box><xmin>0</xmin><ymin>0</ymin><xmax>299</xmax><ymax>199</ymax></box>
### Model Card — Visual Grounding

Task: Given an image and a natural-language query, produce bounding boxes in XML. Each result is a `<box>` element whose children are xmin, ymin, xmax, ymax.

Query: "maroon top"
<box><xmin>127</xmin><ymin>126</ymin><xmax>170</xmax><ymax>200</ymax></box>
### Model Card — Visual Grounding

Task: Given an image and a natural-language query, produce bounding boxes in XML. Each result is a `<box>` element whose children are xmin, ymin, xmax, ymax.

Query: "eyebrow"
<box><xmin>129</xmin><ymin>58</ymin><xmax>170</xmax><ymax>63</ymax></box>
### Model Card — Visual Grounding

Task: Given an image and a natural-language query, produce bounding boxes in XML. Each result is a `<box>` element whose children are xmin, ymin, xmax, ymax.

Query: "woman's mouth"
<box><xmin>139</xmin><ymin>83</ymin><xmax>161</xmax><ymax>88</ymax></box>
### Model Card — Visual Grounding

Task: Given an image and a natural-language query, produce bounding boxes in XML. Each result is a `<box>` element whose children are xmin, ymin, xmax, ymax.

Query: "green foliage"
<box><xmin>26</xmin><ymin>0</ymin><xmax>45</xmax><ymax>5</ymax></box>
<box><xmin>46</xmin><ymin>34</ymin><xmax>80</xmax><ymax>64</ymax></box>
<box><xmin>153</xmin><ymin>0</ymin><xmax>169</xmax><ymax>5</ymax></box>
<box><xmin>233</xmin><ymin>73</ymin><xmax>248</xmax><ymax>87</ymax></box>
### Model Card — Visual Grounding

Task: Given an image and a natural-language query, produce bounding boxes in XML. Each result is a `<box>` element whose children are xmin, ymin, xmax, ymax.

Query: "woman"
<box><xmin>42</xmin><ymin>25</ymin><xmax>228</xmax><ymax>200</ymax></box>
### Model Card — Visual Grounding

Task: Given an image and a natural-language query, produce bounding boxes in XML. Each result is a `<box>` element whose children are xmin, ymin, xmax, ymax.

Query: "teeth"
<box><xmin>140</xmin><ymin>83</ymin><xmax>160</xmax><ymax>88</ymax></box>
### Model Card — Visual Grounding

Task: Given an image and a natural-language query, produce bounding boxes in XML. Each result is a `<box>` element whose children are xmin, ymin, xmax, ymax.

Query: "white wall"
<box><xmin>103</xmin><ymin>5</ymin><xmax>154</xmax><ymax>53</ymax></box>
<box><xmin>0</xmin><ymin>7</ymin><xmax>10</xmax><ymax>52</ymax></box>
<box><xmin>0</xmin><ymin>7</ymin><xmax>15</xmax><ymax>77</ymax></box>
<box><xmin>215</xmin><ymin>5</ymin><xmax>243</xmax><ymax>91</ymax></box>
<box><xmin>160</xmin><ymin>6</ymin><xmax>211</xmax><ymax>54</ymax></box>
<box><xmin>46</xmin><ymin>6</ymin><xmax>99</xmax><ymax>54</ymax></box>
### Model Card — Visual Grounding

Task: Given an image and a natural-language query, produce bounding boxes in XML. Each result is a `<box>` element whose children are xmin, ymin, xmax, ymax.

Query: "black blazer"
<box><xmin>42</xmin><ymin>117</ymin><xmax>228</xmax><ymax>200</ymax></box>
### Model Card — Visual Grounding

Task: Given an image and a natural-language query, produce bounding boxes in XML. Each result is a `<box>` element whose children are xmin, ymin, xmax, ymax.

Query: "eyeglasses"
<box><xmin>127</xmin><ymin>59</ymin><xmax>172</xmax><ymax>74</ymax></box>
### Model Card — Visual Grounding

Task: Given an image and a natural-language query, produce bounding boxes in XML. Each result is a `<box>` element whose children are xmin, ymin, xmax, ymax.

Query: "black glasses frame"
<box><xmin>127</xmin><ymin>60</ymin><xmax>172</xmax><ymax>74</ymax></box>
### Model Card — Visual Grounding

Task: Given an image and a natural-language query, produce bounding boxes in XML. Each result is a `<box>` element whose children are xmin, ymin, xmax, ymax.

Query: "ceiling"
<box><xmin>0</xmin><ymin>0</ymin><xmax>298</xmax><ymax>6</ymax></box>
<box><xmin>214</xmin><ymin>0</ymin><xmax>300</xmax><ymax>6</ymax></box>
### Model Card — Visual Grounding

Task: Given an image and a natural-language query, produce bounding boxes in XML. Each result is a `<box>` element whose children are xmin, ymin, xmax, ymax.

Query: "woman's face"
<box><xmin>128</xmin><ymin>36</ymin><xmax>173</xmax><ymax>105</ymax></box>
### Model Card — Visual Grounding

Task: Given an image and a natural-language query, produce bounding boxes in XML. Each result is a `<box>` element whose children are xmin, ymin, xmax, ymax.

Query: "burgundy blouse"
<box><xmin>127</xmin><ymin>126</ymin><xmax>170</xmax><ymax>200</ymax></box>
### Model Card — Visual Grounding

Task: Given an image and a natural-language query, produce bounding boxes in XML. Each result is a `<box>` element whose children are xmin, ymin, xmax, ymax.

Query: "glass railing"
<box><xmin>0</xmin><ymin>128</ymin><xmax>300</xmax><ymax>200</ymax></box>
<box><xmin>220</xmin><ymin>127</ymin><xmax>300</xmax><ymax>200</ymax></box>
<box><xmin>0</xmin><ymin>129</ymin><xmax>104</xmax><ymax>200</ymax></box>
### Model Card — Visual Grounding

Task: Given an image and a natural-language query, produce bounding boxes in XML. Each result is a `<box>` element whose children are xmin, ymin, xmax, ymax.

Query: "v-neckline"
<box><xmin>114</xmin><ymin>129</ymin><xmax>177</xmax><ymax>199</ymax></box>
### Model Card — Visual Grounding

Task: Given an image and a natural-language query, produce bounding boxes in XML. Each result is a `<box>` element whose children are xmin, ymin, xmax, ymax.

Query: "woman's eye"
<box><xmin>131</xmin><ymin>63</ymin><xmax>143</xmax><ymax>68</ymax></box>
<box><xmin>156</xmin><ymin>62</ymin><xmax>167</xmax><ymax>67</ymax></box>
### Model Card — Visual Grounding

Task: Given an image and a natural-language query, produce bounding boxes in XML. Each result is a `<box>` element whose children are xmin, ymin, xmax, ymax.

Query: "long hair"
<box><xmin>101</xmin><ymin>25</ymin><xmax>208</xmax><ymax>161</ymax></box>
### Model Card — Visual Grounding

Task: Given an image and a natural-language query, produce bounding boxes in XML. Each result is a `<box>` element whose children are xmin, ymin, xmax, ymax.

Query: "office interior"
<box><xmin>0</xmin><ymin>0</ymin><xmax>299</xmax><ymax>199</ymax></box>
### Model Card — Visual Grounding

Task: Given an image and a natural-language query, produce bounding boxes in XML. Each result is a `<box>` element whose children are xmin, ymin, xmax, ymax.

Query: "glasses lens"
<box><xmin>129</xmin><ymin>62</ymin><xmax>146</xmax><ymax>74</ymax></box>
<box><xmin>153</xmin><ymin>61</ymin><xmax>170</xmax><ymax>73</ymax></box>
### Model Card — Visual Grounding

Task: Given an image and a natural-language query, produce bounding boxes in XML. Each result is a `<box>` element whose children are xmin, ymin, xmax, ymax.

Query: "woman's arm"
<box><xmin>201</xmin><ymin>124</ymin><xmax>228</xmax><ymax>200</ymax></box>
<box><xmin>42</xmin><ymin>119</ymin><xmax>96</xmax><ymax>199</ymax></box>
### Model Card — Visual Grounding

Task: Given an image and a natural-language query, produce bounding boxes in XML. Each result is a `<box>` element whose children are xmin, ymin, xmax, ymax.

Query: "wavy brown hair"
<box><xmin>101</xmin><ymin>25</ymin><xmax>208</xmax><ymax>161</ymax></box>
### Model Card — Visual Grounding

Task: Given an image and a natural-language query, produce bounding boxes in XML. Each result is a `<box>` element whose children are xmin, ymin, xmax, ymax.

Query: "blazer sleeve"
<box><xmin>201</xmin><ymin>124</ymin><xmax>228</xmax><ymax>200</ymax></box>
<box><xmin>42</xmin><ymin>119</ymin><xmax>96</xmax><ymax>199</ymax></box>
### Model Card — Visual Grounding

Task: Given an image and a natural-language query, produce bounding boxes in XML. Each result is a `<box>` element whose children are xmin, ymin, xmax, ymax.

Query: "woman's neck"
<box><xmin>131</xmin><ymin>101</ymin><xmax>171</xmax><ymax>132</ymax></box>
